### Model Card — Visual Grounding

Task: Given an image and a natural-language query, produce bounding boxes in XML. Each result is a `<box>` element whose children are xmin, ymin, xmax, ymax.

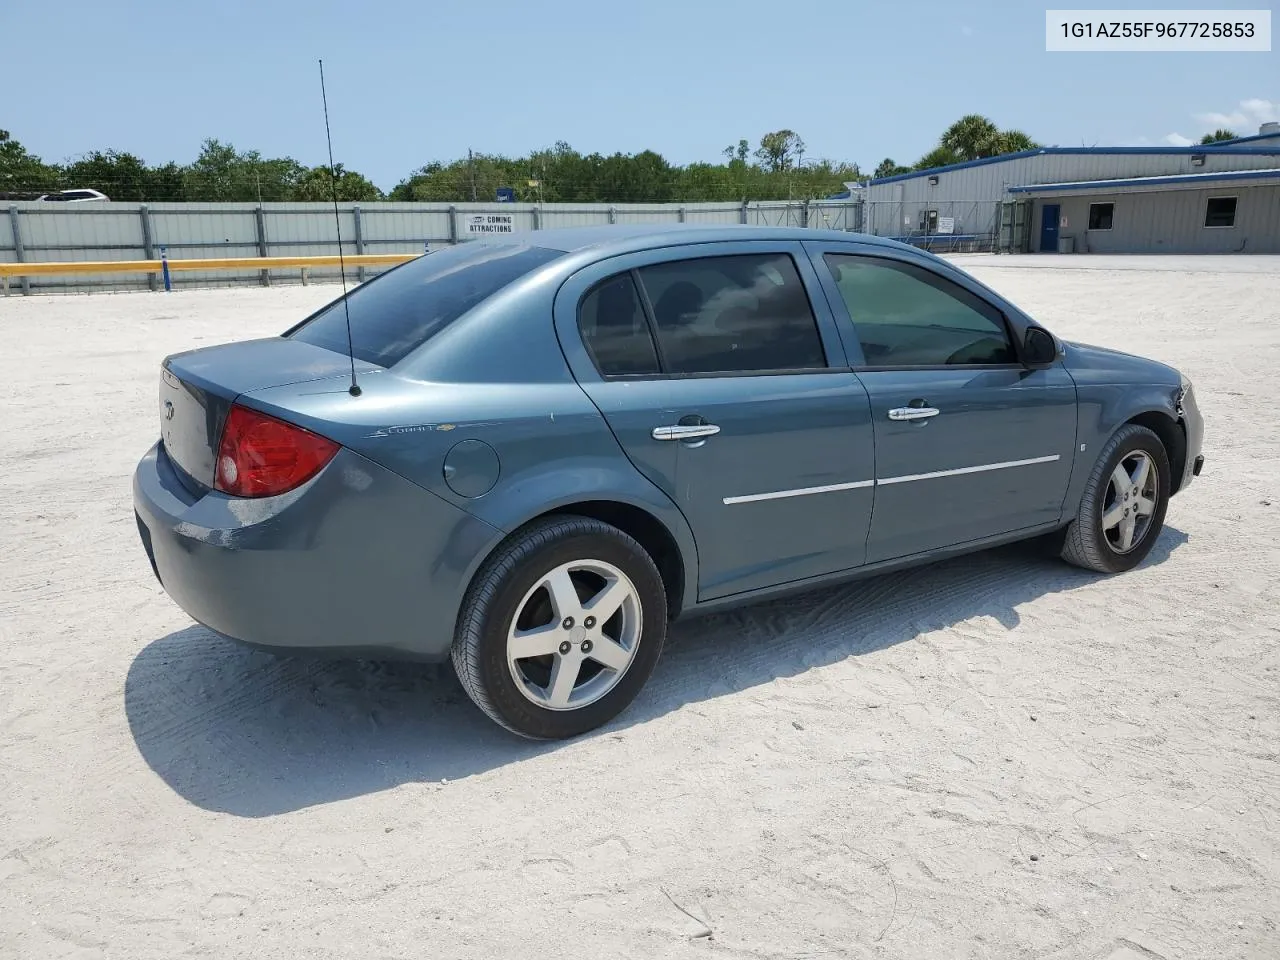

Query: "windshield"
<box><xmin>287</xmin><ymin>242</ymin><xmax>565</xmax><ymax>367</ymax></box>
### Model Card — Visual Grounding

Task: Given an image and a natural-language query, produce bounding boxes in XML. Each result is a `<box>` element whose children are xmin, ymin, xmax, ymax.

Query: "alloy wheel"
<box><xmin>1101</xmin><ymin>451</ymin><xmax>1159</xmax><ymax>554</ymax></box>
<box><xmin>506</xmin><ymin>559</ymin><xmax>642</xmax><ymax>711</ymax></box>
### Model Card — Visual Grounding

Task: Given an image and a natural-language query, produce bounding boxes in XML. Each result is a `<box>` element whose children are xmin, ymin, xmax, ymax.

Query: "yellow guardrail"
<box><xmin>0</xmin><ymin>253</ymin><xmax>420</xmax><ymax>293</ymax></box>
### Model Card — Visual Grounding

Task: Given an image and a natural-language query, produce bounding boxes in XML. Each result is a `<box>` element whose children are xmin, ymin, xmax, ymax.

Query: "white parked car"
<box><xmin>36</xmin><ymin>188</ymin><xmax>110</xmax><ymax>202</ymax></box>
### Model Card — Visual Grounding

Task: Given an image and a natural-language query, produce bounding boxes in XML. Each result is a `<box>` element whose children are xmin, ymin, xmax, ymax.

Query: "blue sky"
<box><xmin>4</xmin><ymin>0</ymin><xmax>1276</xmax><ymax>189</ymax></box>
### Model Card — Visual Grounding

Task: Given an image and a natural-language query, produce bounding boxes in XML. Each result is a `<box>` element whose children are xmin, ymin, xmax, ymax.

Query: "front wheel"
<box><xmin>1060</xmin><ymin>423</ymin><xmax>1171</xmax><ymax>574</ymax></box>
<box><xmin>452</xmin><ymin>515</ymin><xmax>667</xmax><ymax>739</ymax></box>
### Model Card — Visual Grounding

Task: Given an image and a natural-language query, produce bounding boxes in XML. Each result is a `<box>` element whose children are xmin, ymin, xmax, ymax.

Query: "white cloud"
<box><xmin>1240</xmin><ymin>98</ymin><xmax>1277</xmax><ymax>119</ymax></box>
<box><xmin>1199</xmin><ymin>111</ymin><xmax>1247</xmax><ymax>127</ymax></box>
<box><xmin>1194</xmin><ymin>98</ymin><xmax>1278</xmax><ymax>130</ymax></box>
<box><xmin>1164</xmin><ymin>132</ymin><xmax>1194</xmax><ymax>146</ymax></box>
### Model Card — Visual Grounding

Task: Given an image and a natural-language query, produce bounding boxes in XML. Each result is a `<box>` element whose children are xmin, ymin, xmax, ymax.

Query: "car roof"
<box><xmin>519</xmin><ymin>223</ymin><xmax>912</xmax><ymax>256</ymax></box>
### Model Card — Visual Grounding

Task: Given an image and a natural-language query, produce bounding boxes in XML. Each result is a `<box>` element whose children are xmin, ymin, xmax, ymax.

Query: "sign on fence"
<box><xmin>463</xmin><ymin>213</ymin><xmax>515</xmax><ymax>235</ymax></box>
<box><xmin>936</xmin><ymin>216</ymin><xmax>955</xmax><ymax>235</ymax></box>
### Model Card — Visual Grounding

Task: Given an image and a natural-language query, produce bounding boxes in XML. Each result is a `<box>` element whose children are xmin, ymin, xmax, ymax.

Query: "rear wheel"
<box><xmin>1060</xmin><ymin>424</ymin><xmax>1170</xmax><ymax>574</ymax></box>
<box><xmin>452</xmin><ymin>515</ymin><xmax>667</xmax><ymax>739</ymax></box>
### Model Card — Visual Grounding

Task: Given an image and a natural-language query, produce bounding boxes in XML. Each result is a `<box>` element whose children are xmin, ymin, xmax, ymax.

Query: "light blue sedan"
<box><xmin>133</xmin><ymin>225</ymin><xmax>1204</xmax><ymax>739</ymax></box>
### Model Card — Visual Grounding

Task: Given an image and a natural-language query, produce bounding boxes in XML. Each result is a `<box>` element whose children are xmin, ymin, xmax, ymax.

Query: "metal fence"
<box><xmin>1</xmin><ymin>199</ymin><xmax>854</xmax><ymax>295</ymax></box>
<box><xmin>861</xmin><ymin>199</ymin><xmax>1003</xmax><ymax>254</ymax></box>
<box><xmin>0</xmin><ymin>196</ymin><xmax>988</xmax><ymax>295</ymax></box>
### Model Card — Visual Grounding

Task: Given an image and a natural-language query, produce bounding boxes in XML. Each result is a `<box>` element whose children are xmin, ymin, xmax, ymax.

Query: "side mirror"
<box><xmin>1022</xmin><ymin>326</ymin><xmax>1058</xmax><ymax>368</ymax></box>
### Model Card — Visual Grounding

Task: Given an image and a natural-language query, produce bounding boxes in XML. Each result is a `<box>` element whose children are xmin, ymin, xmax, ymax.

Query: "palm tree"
<box><xmin>1200</xmin><ymin>129</ymin><xmax>1238</xmax><ymax>144</ymax></box>
<box><xmin>940</xmin><ymin>115</ymin><xmax>1001</xmax><ymax>161</ymax></box>
<box><xmin>914</xmin><ymin>146</ymin><xmax>961</xmax><ymax>170</ymax></box>
<box><xmin>873</xmin><ymin>157</ymin><xmax>911</xmax><ymax>179</ymax></box>
<box><xmin>995</xmin><ymin>129</ymin><xmax>1039</xmax><ymax>153</ymax></box>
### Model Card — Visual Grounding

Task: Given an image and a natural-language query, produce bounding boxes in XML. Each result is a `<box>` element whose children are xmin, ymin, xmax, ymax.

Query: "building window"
<box><xmin>1204</xmin><ymin>196</ymin><xmax>1237</xmax><ymax>228</ymax></box>
<box><xmin>1087</xmin><ymin>202</ymin><xmax>1114</xmax><ymax>231</ymax></box>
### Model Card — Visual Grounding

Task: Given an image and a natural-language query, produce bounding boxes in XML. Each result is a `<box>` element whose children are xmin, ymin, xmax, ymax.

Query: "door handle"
<box><xmin>652</xmin><ymin>424</ymin><xmax>721</xmax><ymax>441</ymax></box>
<box><xmin>888</xmin><ymin>406</ymin><xmax>940</xmax><ymax>421</ymax></box>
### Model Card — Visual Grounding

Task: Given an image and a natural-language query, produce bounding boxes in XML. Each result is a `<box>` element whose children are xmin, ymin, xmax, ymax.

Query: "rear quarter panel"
<box><xmin>240</xmin><ymin>284</ymin><xmax>702</xmax><ymax>617</ymax></box>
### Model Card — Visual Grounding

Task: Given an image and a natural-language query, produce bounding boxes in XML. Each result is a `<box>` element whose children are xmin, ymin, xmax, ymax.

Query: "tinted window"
<box><xmin>636</xmin><ymin>254</ymin><xmax>826</xmax><ymax>375</ymax></box>
<box><xmin>823</xmin><ymin>255</ymin><xmax>1015</xmax><ymax>367</ymax></box>
<box><xmin>288</xmin><ymin>242</ymin><xmax>563</xmax><ymax>367</ymax></box>
<box><xmin>1204</xmin><ymin>196</ymin><xmax>1237</xmax><ymax>228</ymax></box>
<box><xmin>578</xmin><ymin>274</ymin><xmax>660</xmax><ymax>377</ymax></box>
<box><xmin>1088</xmin><ymin>202</ymin><xmax>1114</xmax><ymax>230</ymax></box>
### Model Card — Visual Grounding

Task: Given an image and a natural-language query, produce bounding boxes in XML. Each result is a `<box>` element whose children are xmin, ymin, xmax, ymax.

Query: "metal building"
<box><xmin>858</xmin><ymin>122</ymin><xmax>1280</xmax><ymax>254</ymax></box>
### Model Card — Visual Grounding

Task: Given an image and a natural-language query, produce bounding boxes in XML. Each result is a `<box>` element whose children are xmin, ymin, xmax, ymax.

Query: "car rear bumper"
<box><xmin>133</xmin><ymin>441</ymin><xmax>501</xmax><ymax>661</ymax></box>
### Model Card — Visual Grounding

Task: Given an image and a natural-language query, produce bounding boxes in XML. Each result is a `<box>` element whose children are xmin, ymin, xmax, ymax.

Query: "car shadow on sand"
<box><xmin>126</xmin><ymin>527</ymin><xmax>1188</xmax><ymax>817</ymax></box>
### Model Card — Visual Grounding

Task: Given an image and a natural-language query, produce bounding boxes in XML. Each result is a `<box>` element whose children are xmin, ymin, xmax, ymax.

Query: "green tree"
<box><xmin>722</xmin><ymin>139</ymin><xmax>750</xmax><ymax>163</ymax></box>
<box><xmin>995</xmin><ymin>129</ymin><xmax>1038</xmax><ymax>153</ymax></box>
<box><xmin>940</xmin><ymin>114</ymin><xmax>1002</xmax><ymax>161</ymax></box>
<box><xmin>1200</xmin><ymin>129</ymin><xmax>1238</xmax><ymax>144</ymax></box>
<box><xmin>936</xmin><ymin>115</ymin><xmax>1041</xmax><ymax>162</ymax></box>
<box><xmin>0</xmin><ymin>130</ymin><xmax>60</xmax><ymax>195</ymax></box>
<box><xmin>182</xmin><ymin>139</ymin><xmax>241</xmax><ymax>200</ymax></box>
<box><xmin>61</xmin><ymin>150</ymin><xmax>151</xmax><ymax>201</ymax></box>
<box><xmin>293</xmin><ymin>164</ymin><xmax>384</xmax><ymax>202</ymax></box>
<box><xmin>914</xmin><ymin>145</ymin><xmax>961</xmax><ymax>170</ymax></box>
<box><xmin>182</xmin><ymin>139</ymin><xmax>305</xmax><ymax>202</ymax></box>
<box><xmin>754</xmin><ymin>129</ymin><xmax>806</xmax><ymax>172</ymax></box>
<box><xmin>873</xmin><ymin>157</ymin><xmax>911</xmax><ymax>179</ymax></box>
<box><xmin>916</xmin><ymin>116</ymin><xmax>1042</xmax><ymax>171</ymax></box>
<box><xmin>145</xmin><ymin>162</ymin><xmax>188</xmax><ymax>201</ymax></box>
<box><xmin>389</xmin><ymin>138</ymin><xmax>861</xmax><ymax>204</ymax></box>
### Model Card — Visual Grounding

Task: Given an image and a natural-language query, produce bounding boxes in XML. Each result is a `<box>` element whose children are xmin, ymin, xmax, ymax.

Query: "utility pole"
<box><xmin>468</xmin><ymin>148</ymin><xmax>477</xmax><ymax>202</ymax></box>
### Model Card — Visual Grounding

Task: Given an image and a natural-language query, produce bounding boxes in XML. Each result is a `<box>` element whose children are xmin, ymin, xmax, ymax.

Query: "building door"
<box><xmin>1039</xmin><ymin>203</ymin><xmax>1060</xmax><ymax>252</ymax></box>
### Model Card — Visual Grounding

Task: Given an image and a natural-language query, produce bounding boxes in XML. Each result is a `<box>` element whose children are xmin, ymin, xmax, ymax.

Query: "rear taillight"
<box><xmin>214</xmin><ymin>404</ymin><xmax>340</xmax><ymax>498</ymax></box>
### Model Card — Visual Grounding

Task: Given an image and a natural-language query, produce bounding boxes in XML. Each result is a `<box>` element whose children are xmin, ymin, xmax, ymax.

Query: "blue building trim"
<box><xmin>868</xmin><ymin>145</ymin><xmax>1280</xmax><ymax>186</ymax></box>
<box><xmin>1007</xmin><ymin>168</ymin><xmax>1280</xmax><ymax>193</ymax></box>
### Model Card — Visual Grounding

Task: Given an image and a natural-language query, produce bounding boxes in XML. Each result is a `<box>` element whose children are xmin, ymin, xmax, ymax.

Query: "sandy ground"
<box><xmin>2</xmin><ymin>257</ymin><xmax>1278</xmax><ymax>960</ymax></box>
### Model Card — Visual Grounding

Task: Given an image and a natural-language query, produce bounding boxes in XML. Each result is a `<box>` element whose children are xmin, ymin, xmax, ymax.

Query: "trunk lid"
<box><xmin>158</xmin><ymin>337</ymin><xmax>378</xmax><ymax>492</ymax></box>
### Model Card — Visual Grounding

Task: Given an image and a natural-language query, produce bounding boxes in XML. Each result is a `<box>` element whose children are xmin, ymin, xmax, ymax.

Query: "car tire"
<box><xmin>1060</xmin><ymin>423</ymin><xmax>1171</xmax><ymax>574</ymax></box>
<box><xmin>451</xmin><ymin>515</ymin><xmax>668</xmax><ymax>740</ymax></box>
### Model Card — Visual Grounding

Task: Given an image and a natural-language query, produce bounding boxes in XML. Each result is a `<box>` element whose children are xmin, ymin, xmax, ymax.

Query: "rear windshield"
<box><xmin>287</xmin><ymin>242</ymin><xmax>564</xmax><ymax>367</ymax></box>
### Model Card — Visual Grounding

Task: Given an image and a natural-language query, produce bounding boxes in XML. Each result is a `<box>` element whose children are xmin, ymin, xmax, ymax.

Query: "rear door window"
<box><xmin>635</xmin><ymin>253</ymin><xmax>827</xmax><ymax>375</ymax></box>
<box><xmin>288</xmin><ymin>242</ymin><xmax>564</xmax><ymax>367</ymax></box>
<box><xmin>578</xmin><ymin>274</ymin><xmax>661</xmax><ymax>377</ymax></box>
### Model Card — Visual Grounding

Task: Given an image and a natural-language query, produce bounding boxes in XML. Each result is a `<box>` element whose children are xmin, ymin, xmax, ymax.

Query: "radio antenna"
<box><xmin>318</xmin><ymin>58</ymin><xmax>360</xmax><ymax>397</ymax></box>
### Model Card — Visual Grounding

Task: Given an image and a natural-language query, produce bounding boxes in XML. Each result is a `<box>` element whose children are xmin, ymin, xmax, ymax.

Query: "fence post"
<box><xmin>7</xmin><ymin>205</ymin><xmax>30</xmax><ymax>296</ymax></box>
<box><xmin>801</xmin><ymin>200</ymin><xmax>810</xmax><ymax>229</ymax></box>
<box><xmin>160</xmin><ymin>246</ymin><xmax>171</xmax><ymax>292</ymax></box>
<box><xmin>352</xmin><ymin>204</ymin><xmax>365</xmax><ymax>282</ymax></box>
<box><xmin>608</xmin><ymin>205</ymin><xmax>616</xmax><ymax>225</ymax></box>
<box><xmin>678</xmin><ymin>206</ymin><xmax>686</xmax><ymax>223</ymax></box>
<box><xmin>254</xmin><ymin>205</ymin><xmax>270</xmax><ymax>287</ymax></box>
<box><xmin>447</xmin><ymin>205</ymin><xmax>457</xmax><ymax>245</ymax></box>
<box><xmin>139</xmin><ymin>204</ymin><xmax>158</xmax><ymax>292</ymax></box>
<box><xmin>740</xmin><ymin>200</ymin><xmax>749</xmax><ymax>225</ymax></box>
<box><xmin>531</xmin><ymin>206</ymin><xmax>541</xmax><ymax>231</ymax></box>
